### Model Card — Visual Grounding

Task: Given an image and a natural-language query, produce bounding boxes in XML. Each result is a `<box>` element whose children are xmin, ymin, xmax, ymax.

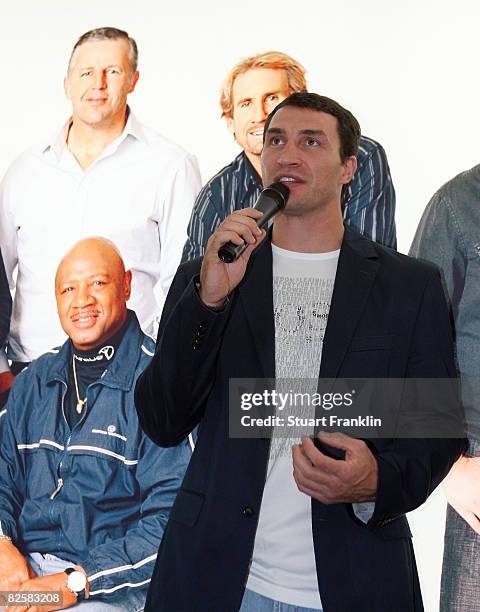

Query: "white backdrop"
<box><xmin>2</xmin><ymin>1</ymin><xmax>479</xmax><ymax>609</ymax></box>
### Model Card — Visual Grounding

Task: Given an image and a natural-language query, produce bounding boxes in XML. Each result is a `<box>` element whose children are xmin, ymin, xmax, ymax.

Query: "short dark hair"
<box><xmin>263</xmin><ymin>92</ymin><xmax>361</xmax><ymax>162</ymax></box>
<box><xmin>68</xmin><ymin>27</ymin><xmax>138</xmax><ymax>74</ymax></box>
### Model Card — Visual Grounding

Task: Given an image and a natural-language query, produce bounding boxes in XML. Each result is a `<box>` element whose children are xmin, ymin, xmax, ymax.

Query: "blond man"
<box><xmin>182</xmin><ymin>51</ymin><xmax>396</xmax><ymax>263</ymax></box>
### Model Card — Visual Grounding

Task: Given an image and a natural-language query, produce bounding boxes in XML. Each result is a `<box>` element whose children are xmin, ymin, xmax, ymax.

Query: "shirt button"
<box><xmin>242</xmin><ymin>506</ymin><xmax>255</xmax><ymax>519</ymax></box>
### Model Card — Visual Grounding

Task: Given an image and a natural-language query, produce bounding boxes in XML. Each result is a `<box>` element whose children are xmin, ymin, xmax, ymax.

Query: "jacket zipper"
<box><xmin>50</xmin><ymin>381</ymin><xmax>69</xmax><ymax>500</ymax></box>
<box><xmin>50</xmin><ymin>478</ymin><xmax>64</xmax><ymax>500</ymax></box>
<box><xmin>51</xmin><ymin>376</ymin><xmax>103</xmax><ymax>500</ymax></box>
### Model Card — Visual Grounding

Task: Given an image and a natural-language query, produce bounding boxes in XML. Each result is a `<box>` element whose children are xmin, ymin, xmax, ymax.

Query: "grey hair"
<box><xmin>68</xmin><ymin>27</ymin><xmax>138</xmax><ymax>74</ymax></box>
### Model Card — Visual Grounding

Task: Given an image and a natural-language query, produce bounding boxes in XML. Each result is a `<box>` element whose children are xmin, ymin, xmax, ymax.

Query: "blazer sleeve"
<box><xmin>135</xmin><ymin>263</ymin><xmax>232</xmax><ymax>447</ymax></box>
<box><xmin>368</xmin><ymin>268</ymin><xmax>466</xmax><ymax>527</ymax></box>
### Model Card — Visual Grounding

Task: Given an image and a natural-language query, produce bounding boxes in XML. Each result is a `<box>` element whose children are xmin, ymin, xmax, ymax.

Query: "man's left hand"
<box><xmin>292</xmin><ymin>432</ymin><xmax>378</xmax><ymax>504</ymax></box>
<box><xmin>5</xmin><ymin>573</ymin><xmax>77</xmax><ymax>612</ymax></box>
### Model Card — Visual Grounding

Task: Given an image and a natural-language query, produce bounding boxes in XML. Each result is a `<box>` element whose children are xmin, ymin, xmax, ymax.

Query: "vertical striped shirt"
<box><xmin>182</xmin><ymin>135</ymin><xmax>396</xmax><ymax>263</ymax></box>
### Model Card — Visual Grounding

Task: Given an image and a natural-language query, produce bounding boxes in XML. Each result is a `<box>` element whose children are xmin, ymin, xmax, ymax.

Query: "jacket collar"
<box><xmin>46</xmin><ymin>310</ymin><xmax>143</xmax><ymax>391</ymax></box>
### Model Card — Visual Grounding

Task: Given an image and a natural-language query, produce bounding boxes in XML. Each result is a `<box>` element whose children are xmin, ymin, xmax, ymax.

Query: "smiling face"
<box><xmin>64</xmin><ymin>38</ymin><xmax>139</xmax><ymax>129</ymax></box>
<box><xmin>226</xmin><ymin>68</ymin><xmax>291</xmax><ymax>170</ymax></box>
<box><xmin>261</xmin><ymin>105</ymin><xmax>357</xmax><ymax>218</ymax></box>
<box><xmin>55</xmin><ymin>239</ymin><xmax>132</xmax><ymax>351</ymax></box>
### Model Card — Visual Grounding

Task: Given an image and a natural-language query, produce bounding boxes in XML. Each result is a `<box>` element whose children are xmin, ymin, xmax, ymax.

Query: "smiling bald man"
<box><xmin>0</xmin><ymin>237</ymin><xmax>191</xmax><ymax>611</ymax></box>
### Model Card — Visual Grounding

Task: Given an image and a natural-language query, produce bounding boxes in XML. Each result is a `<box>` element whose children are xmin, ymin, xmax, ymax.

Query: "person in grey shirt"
<box><xmin>410</xmin><ymin>164</ymin><xmax>480</xmax><ymax>612</ymax></box>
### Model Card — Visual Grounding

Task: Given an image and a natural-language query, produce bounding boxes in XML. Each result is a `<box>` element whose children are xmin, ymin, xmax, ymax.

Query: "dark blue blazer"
<box><xmin>135</xmin><ymin>227</ymin><xmax>465</xmax><ymax>612</ymax></box>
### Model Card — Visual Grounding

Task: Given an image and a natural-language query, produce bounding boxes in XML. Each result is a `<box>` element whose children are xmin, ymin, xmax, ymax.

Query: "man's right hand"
<box><xmin>199</xmin><ymin>208</ymin><xmax>266</xmax><ymax>308</ymax></box>
<box><xmin>0</xmin><ymin>539</ymin><xmax>33</xmax><ymax>591</ymax></box>
<box><xmin>444</xmin><ymin>454</ymin><xmax>480</xmax><ymax>533</ymax></box>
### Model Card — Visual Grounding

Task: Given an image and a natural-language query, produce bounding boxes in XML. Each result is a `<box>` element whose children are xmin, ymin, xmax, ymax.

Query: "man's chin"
<box><xmin>67</xmin><ymin>325</ymin><xmax>102</xmax><ymax>351</ymax></box>
<box><xmin>245</xmin><ymin>141</ymin><xmax>264</xmax><ymax>157</ymax></box>
<box><xmin>76</xmin><ymin>108</ymin><xmax>112</xmax><ymax>128</ymax></box>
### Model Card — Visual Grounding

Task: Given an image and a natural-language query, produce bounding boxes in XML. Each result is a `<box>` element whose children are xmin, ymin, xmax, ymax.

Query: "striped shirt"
<box><xmin>182</xmin><ymin>136</ymin><xmax>396</xmax><ymax>263</ymax></box>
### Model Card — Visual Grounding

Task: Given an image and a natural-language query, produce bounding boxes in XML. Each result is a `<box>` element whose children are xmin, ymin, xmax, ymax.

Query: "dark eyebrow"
<box><xmin>265</xmin><ymin>128</ymin><xmax>327</xmax><ymax>135</ymax></box>
<box><xmin>265</xmin><ymin>127</ymin><xmax>285</xmax><ymax>135</ymax></box>
<box><xmin>299</xmin><ymin>129</ymin><xmax>327</xmax><ymax>137</ymax></box>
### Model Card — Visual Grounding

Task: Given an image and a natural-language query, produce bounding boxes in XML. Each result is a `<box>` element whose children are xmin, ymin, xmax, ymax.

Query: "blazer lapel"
<box><xmin>236</xmin><ymin>228</ymin><xmax>380</xmax><ymax>381</ymax></box>
<box><xmin>320</xmin><ymin>227</ymin><xmax>380</xmax><ymax>379</ymax></box>
<box><xmin>237</xmin><ymin>236</ymin><xmax>275</xmax><ymax>380</ymax></box>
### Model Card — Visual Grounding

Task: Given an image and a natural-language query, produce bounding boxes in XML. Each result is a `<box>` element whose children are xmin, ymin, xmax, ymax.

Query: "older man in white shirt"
<box><xmin>0</xmin><ymin>27</ymin><xmax>201</xmax><ymax>369</ymax></box>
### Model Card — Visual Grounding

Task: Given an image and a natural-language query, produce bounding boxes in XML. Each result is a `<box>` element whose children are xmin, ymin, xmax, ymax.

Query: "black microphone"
<box><xmin>218</xmin><ymin>182</ymin><xmax>290</xmax><ymax>263</ymax></box>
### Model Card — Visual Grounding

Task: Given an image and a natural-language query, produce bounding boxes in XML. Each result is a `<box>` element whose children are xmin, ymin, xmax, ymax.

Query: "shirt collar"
<box><xmin>42</xmin><ymin>106</ymin><xmax>146</xmax><ymax>162</ymax></box>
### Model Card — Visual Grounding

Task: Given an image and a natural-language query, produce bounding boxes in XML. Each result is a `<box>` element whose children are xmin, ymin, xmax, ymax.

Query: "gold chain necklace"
<box><xmin>72</xmin><ymin>356</ymin><xmax>87</xmax><ymax>415</ymax></box>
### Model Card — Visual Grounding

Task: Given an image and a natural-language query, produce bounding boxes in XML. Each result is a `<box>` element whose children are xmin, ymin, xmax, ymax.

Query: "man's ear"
<box><xmin>128</xmin><ymin>71</ymin><xmax>140</xmax><ymax>94</ymax></box>
<box><xmin>124</xmin><ymin>270</ymin><xmax>132</xmax><ymax>301</ymax></box>
<box><xmin>226</xmin><ymin>116</ymin><xmax>235</xmax><ymax>138</ymax></box>
<box><xmin>340</xmin><ymin>156</ymin><xmax>357</xmax><ymax>185</ymax></box>
<box><xmin>64</xmin><ymin>76</ymin><xmax>71</xmax><ymax>100</ymax></box>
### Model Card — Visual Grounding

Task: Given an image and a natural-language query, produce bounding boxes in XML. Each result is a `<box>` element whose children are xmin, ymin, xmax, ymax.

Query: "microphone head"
<box><xmin>262</xmin><ymin>182</ymin><xmax>290</xmax><ymax>210</ymax></box>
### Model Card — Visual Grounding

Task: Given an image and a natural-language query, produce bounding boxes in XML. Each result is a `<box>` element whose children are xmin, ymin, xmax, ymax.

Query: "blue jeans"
<box><xmin>239</xmin><ymin>588</ymin><xmax>322</xmax><ymax>611</ymax></box>
<box><xmin>27</xmin><ymin>553</ymin><xmax>145</xmax><ymax>611</ymax></box>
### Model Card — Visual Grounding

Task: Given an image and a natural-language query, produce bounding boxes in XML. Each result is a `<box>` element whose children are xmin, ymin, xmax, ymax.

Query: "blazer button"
<box><xmin>242</xmin><ymin>506</ymin><xmax>255</xmax><ymax>519</ymax></box>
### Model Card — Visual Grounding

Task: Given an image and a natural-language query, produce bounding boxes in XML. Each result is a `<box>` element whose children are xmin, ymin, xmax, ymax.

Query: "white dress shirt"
<box><xmin>0</xmin><ymin>111</ymin><xmax>201</xmax><ymax>361</ymax></box>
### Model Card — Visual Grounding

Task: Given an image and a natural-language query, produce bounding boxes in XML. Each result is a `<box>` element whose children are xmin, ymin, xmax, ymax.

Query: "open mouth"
<box><xmin>71</xmin><ymin>311</ymin><xmax>100</xmax><ymax>327</ymax></box>
<box><xmin>276</xmin><ymin>175</ymin><xmax>305</xmax><ymax>185</ymax></box>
